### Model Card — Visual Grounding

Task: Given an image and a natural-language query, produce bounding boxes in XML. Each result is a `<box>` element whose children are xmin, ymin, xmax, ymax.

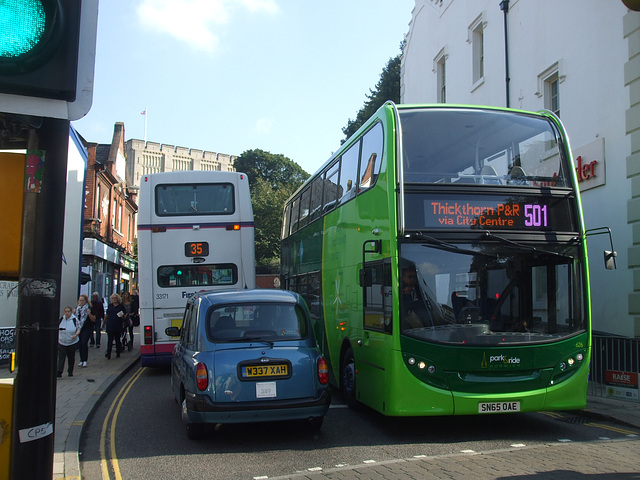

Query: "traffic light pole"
<box><xmin>10</xmin><ymin>117</ymin><xmax>70</xmax><ymax>480</ymax></box>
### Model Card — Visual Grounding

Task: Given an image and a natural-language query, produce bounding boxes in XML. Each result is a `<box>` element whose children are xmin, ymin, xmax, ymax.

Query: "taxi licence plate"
<box><xmin>242</xmin><ymin>364</ymin><xmax>289</xmax><ymax>378</ymax></box>
<box><xmin>478</xmin><ymin>401</ymin><xmax>520</xmax><ymax>413</ymax></box>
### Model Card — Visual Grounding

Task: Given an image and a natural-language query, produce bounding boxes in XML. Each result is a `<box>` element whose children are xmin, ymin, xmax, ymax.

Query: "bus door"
<box><xmin>358</xmin><ymin>241</ymin><xmax>393</xmax><ymax>410</ymax></box>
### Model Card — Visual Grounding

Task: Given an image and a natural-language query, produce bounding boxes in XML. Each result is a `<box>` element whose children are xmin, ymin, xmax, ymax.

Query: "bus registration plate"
<box><xmin>242</xmin><ymin>364</ymin><xmax>289</xmax><ymax>378</ymax></box>
<box><xmin>478</xmin><ymin>401</ymin><xmax>520</xmax><ymax>413</ymax></box>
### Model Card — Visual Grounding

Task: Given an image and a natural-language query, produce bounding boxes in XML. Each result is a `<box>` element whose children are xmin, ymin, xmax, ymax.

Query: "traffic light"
<box><xmin>0</xmin><ymin>0</ymin><xmax>98</xmax><ymax>120</ymax></box>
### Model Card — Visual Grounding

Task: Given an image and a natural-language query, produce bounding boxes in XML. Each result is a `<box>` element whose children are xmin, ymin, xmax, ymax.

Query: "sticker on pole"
<box><xmin>18</xmin><ymin>421</ymin><xmax>53</xmax><ymax>443</ymax></box>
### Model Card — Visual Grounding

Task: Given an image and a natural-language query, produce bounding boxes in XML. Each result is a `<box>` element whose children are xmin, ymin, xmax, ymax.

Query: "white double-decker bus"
<box><xmin>137</xmin><ymin>171</ymin><xmax>256</xmax><ymax>367</ymax></box>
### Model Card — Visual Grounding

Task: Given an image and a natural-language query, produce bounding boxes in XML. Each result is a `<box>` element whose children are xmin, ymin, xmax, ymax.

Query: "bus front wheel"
<box><xmin>341</xmin><ymin>347</ymin><xmax>359</xmax><ymax>409</ymax></box>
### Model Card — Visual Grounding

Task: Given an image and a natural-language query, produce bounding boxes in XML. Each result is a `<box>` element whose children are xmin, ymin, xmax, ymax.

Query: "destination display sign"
<box><xmin>404</xmin><ymin>193</ymin><xmax>575</xmax><ymax>232</ymax></box>
<box><xmin>184</xmin><ymin>241</ymin><xmax>209</xmax><ymax>257</ymax></box>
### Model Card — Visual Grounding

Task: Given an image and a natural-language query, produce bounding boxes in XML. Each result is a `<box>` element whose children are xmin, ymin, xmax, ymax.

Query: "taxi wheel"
<box><xmin>307</xmin><ymin>416</ymin><xmax>324</xmax><ymax>431</ymax></box>
<box><xmin>182</xmin><ymin>398</ymin><xmax>205</xmax><ymax>440</ymax></box>
<box><xmin>186</xmin><ymin>421</ymin><xmax>205</xmax><ymax>440</ymax></box>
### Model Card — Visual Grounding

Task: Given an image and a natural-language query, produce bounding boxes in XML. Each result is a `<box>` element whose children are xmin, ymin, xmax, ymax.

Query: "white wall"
<box><xmin>60</xmin><ymin>127</ymin><xmax>88</xmax><ymax>312</ymax></box>
<box><xmin>402</xmin><ymin>0</ymin><xmax>634</xmax><ymax>336</ymax></box>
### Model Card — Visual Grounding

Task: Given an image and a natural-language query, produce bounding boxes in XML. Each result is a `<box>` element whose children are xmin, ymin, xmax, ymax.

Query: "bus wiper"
<box><xmin>559</xmin><ymin>235</ymin><xmax>581</xmax><ymax>255</ymax></box>
<box><xmin>482</xmin><ymin>231</ymin><xmax>572</xmax><ymax>258</ymax></box>
<box><xmin>410</xmin><ymin>232</ymin><xmax>496</xmax><ymax>258</ymax></box>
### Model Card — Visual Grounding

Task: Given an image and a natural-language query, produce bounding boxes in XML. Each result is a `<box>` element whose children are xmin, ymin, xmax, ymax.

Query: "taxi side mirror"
<box><xmin>165</xmin><ymin>326</ymin><xmax>181</xmax><ymax>337</ymax></box>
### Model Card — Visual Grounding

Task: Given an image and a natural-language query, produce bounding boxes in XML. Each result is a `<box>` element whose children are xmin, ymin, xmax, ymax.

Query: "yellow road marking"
<box><xmin>539</xmin><ymin>411</ymin><xmax>564</xmax><ymax>419</ymax></box>
<box><xmin>100</xmin><ymin>366</ymin><xmax>146</xmax><ymax>479</ymax></box>
<box><xmin>584</xmin><ymin>422</ymin><xmax>638</xmax><ymax>436</ymax></box>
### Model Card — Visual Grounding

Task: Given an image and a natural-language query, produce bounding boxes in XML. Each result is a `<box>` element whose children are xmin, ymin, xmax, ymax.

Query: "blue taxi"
<box><xmin>166</xmin><ymin>289</ymin><xmax>331</xmax><ymax>439</ymax></box>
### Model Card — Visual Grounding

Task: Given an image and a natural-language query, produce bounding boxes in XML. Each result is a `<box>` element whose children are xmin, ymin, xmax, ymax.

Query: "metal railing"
<box><xmin>588</xmin><ymin>334</ymin><xmax>640</xmax><ymax>401</ymax></box>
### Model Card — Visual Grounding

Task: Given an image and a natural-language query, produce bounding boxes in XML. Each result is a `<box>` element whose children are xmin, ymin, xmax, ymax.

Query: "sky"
<box><xmin>72</xmin><ymin>0</ymin><xmax>415</xmax><ymax>175</ymax></box>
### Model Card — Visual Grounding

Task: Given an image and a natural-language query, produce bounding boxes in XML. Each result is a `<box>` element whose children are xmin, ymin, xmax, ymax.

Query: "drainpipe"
<box><xmin>500</xmin><ymin>0</ymin><xmax>510</xmax><ymax>108</ymax></box>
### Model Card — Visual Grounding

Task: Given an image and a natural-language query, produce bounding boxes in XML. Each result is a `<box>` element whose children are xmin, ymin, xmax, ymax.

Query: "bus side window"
<box><xmin>289</xmin><ymin>196</ymin><xmax>301</xmax><ymax>235</ymax></box>
<box><xmin>323</xmin><ymin>161</ymin><xmax>339</xmax><ymax>213</ymax></box>
<box><xmin>298</xmin><ymin>188</ymin><xmax>311</xmax><ymax>228</ymax></box>
<box><xmin>308</xmin><ymin>177</ymin><xmax>323</xmax><ymax>222</ymax></box>
<box><xmin>359</xmin><ymin>123</ymin><xmax>383</xmax><ymax>192</ymax></box>
<box><xmin>338</xmin><ymin>142</ymin><xmax>360</xmax><ymax>205</ymax></box>
<box><xmin>282</xmin><ymin>203</ymin><xmax>292</xmax><ymax>239</ymax></box>
<box><xmin>362</xmin><ymin>259</ymin><xmax>392</xmax><ymax>333</ymax></box>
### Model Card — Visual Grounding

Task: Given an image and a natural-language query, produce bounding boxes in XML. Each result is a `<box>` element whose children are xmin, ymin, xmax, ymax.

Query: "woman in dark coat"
<box><xmin>104</xmin><ymin>293</ymin><xmax>126</xmax><ymax>359</ymax></box>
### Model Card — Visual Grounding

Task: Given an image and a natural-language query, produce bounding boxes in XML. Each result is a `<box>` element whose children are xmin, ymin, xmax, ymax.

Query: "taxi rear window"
<box><xmin>207</xmin><ymin>303</ymin><xmax>308</xmax><ymax>341</ymax></box>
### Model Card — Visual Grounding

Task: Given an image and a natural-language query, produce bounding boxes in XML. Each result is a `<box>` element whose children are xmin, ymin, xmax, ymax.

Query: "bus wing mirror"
<box><xmin>585</xmin><ymin>227</ymin><xmax>617</xmax><ymax>270</ymax></box>
<box><xmin>363</xmin><ymin>239</ymin><xmax>382</xmax><ymax>254</ymax></box>
<box><xmin>165</xmin><ymin>326</ymin><xmax>181</xmax><ymax>337</ymax></box>
<box><xmin>604</xmin><ymin>250</ymin><xmax>617</xmax><ymax>270</ymax></box>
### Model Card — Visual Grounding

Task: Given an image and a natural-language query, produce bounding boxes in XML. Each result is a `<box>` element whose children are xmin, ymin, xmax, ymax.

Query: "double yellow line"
<box><xmin>541</xmin><ymin>411</ymin><xmax>638</xmax><ymax>436</ymax></box>
<box><xmin>99</xmin><ymin>367</ymin><xmax>146</xmax><ymax>480</ymax></box>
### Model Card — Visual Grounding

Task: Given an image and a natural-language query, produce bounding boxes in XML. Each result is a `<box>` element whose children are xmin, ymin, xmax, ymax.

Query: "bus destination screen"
<box><xmin>404</xmin><ymin>194</ymin><xmax>575</xmax><ymax>232</ymax></box>
<box><xmin>185</xmin><ymin>241</ymin><xmax>209</xmax><ymax>257</ymax></box>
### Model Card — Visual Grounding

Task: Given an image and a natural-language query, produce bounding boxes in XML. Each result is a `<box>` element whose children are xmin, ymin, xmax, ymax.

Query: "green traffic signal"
<box><xmin>0</xmin><ymin>0</ymin><xmax>98</xmax><ymax>119</ymax></box>
<box><xmin>0</xmin><ymin>0</ymin><xmax>47</xmax><ymax>58</ymax></box>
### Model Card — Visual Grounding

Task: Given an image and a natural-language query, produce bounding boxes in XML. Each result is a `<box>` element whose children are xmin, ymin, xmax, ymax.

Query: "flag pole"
<box><xmin>141</xmin><ymin>107</ymin><xmax>147</xmax><ymax>143</ymax></box>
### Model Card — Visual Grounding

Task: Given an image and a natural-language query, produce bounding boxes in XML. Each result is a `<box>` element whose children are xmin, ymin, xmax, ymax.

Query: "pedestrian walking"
<box><xmin>57</xmin><ymin>306</ymin><xmax>80</xmax><ymax>377</ymax></box>
<box><xmin>104</xmin><ymin>293</ymin><xmax>126</xmax><ymax>360</ymax></box>
<box><xmin>121</xmin><ymin>291</ymin><xmax>136</xmax><ymax>351</ymax></box>
<box><xmin>75</xmin><ymin>294</ymin><xmax>91</xmax><ymax>367</ymax></box>
<box><xmin>89</xmin><ymin>292</ymin><xmax>104</xmax><ymax>348</ymax></box>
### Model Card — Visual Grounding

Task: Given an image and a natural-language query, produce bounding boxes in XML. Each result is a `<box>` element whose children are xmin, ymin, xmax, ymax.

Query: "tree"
<box><xmin>234</xmin><ymin>149</ymin><xmax>308</xmax><ymax>192</ymax></box>
<box><xmin>234</xmin><ymin>149</ymin><xmax>309</xmax><ymax>266</ymax></box>
<box><xmin>342</xmin><ymin>48</ymin><xmax>403</xmax><ymax>142</ymax></box>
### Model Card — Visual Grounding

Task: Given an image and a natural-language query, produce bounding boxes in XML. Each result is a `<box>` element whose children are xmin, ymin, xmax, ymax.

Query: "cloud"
<box><xmin>240</xmin><ymin>0</ymin><xmax>279</xmax><ymax>14</ymax></box>
<box><xmin>255</xmin><ymin>117</ymin><xmax>275</xmax><ymax>135</ymax></box>
<box><xmin>137</xmin><ymin>0</ymin><xmax>279</xmax><ymax>53</ymax></box>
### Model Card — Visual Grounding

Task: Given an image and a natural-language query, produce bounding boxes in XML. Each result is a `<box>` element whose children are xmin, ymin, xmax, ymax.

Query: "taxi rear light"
<box><xmin>144</xmin><ymin>325</ymin><xmax>153</xmax><ymax>345</ymax></box>
<box><xmin>317</xmin><ymin>357</ymin><xmax>329</xmax><ymax>385</ymax></box>
<box><xmin>196</xmin><ymin>362</ymin><xmax>208</xmax><ymax>391</ymax></box>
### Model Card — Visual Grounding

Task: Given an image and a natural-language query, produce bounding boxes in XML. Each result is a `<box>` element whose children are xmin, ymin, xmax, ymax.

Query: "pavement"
<box><xmin>3</xmin><ymin>330</ymin><xmax>640</xmax><ymax>479</ymax></box>
<box><xmin>52</xmin><ymin>332</ymin><xmax>141</xmax><ymax>480</ymax></box>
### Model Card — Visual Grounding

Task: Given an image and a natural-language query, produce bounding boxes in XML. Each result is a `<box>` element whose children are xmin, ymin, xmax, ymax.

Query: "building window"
<box><xmin>537</xmin><ymin>62</ymin><xmax>563</xmax><ymax>117</ymax></box>
<box><xmin>437</xmin><ymin>57</ymin><xmax>446</xmax><ymax>103</ymax></box>
<box><xmin>545</xmin><ymin>73</ymin><xmax>560</xmax><ymax>116</ymax></box>
<box><xmin>471</xmin><ymin>20</ymin><xmax>484</xmax><ymax>85</ymax></box>
<box><xmin>434</xmin><ymin>48</ymin><xmax>447</xmax><ymax>103</ymax></box>
<box><xmin>95</xmin><ymin>184</ymin><xmax>101</xmax><ymax>220</ymax></box>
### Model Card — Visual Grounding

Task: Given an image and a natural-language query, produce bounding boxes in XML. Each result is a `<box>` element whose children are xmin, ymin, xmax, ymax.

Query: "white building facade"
<box><xmin>124</xmin><ymin>139</ymin><xmax>236</xmax><ymax>188</ymax></box>
<box><xmin>401</xmin><ymin>0</ymin><xmax>640</xmax><ymax>337</ymax></box>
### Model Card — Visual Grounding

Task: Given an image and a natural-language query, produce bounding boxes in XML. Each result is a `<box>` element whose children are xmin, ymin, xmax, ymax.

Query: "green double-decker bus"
<box><xmin>281</xmin><ymin>103</ymin><xmax>590</xmax><ymax>416</ymax></box>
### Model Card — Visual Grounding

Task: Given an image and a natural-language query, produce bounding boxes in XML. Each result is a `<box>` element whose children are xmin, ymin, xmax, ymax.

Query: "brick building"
<box><xmin>81</xmin><ymin>122</ymin><xmax>138</xmax><ymax>299</ymax></box>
